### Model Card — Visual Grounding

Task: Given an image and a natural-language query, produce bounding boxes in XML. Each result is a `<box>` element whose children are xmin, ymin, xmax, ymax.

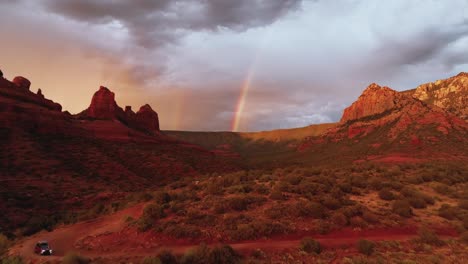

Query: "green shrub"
<box><xmin>461</xmin><ymin>231</ymin><xmax>468</xmax><ymax>244</ymax></box>
<box><xmin>1</xmin><ymin>256</ymin><xmax>23</xmax><ymax>264</ymax></box>
<box><xmin>269</xmin><ymin>190</ymin><xmax>284</xmax><ymax>200</ymax></box>
<box><xmin>295</xmin><ymin>201</ymin><xmax>326</xmax><ymax>219</ymax></box>
<box><xmin>362</xmin><ymin>210</ymin><xmax>379</xmax><ymax>224</ymax></box>
<box><xmin>62</xmin><ymin>252</ymin><xmax>90</xmax><ymax>264</ymax></box>
<box><xmin>181</xmin><ymin>244</ymin><xmax>241</xmax><ymax>264</ymax></box>
<box><xmin>321</xmin><ymin>196</ymin><xmax>342</xmax><ymax>210</ymax></box>
<box><xmin>408</xmin><ymin>196</ymin><xmax>427</xmax><ymax>209</ymax></box>
<box><xmin>141</xmin><ymin>257</ymin><xmax>162</xmax><ymax>264</ymax></box>
<box><xmin>417</xmin><ymin>227</ymin><xmax>444</xmax><ymax>246</ymax></box>
<box><xmin>378</xmin><ymin>188</ymin><xmax>395</xmax><ymax>201</ymax></box>
<box><xmin>137</xmin><ymin>203</ymin><xmax>166</xmax><ymax>231</ymax></box>
<box><xmin>226</xmin><ymin>195</ymin><xmax>266</xmax><ymax>211</ymax></box>
<box><xmin>331</xmin><ymin>212</ymin><xmax>348</xmax><ymax>226</ymax></box>
<box><xmin>153</xmin><ymin>191</ymin><xmax>171</xmax><ymax>204</ymax></box>
<box><xmin>208</xmin><ymin>244</ymin><xmax>241</xmax><ymax>264</ymax></box>
<box><xmin>0</xmin><ymin>233</ymin><xmax>10</xmax><ymax>256</ymax></box>
<box><xmin>438</xmin><ymin>204</ymin><xmax>457</xmax><ymax>220</ymax></box>
<box><xmin>392</xmin><ymin>200</ymin><xmax>413</xmax><ymax>218</ymax></box>
<box><xmin>349</xmin><ymin>216</ymin><xmax>368</xmax><ymax>228</ymax></box>
<box><xmin>157</xmin><ymin>250</ymin><xmax>178</xmax><ymax>264</ymax></box>
<box><xmin>357</xmin><ymin>239</ymin><xmax>375</xmax><ymax>256</ymax></box>
<box><xmin>300</xmin><ymin>237</ymin><xmax>321</xmax><ymax>254</ymax></box>
<box><xmin>458</xmin><ymin>200</ymin><xmax>468</xmax><ymax>210</ymax></box>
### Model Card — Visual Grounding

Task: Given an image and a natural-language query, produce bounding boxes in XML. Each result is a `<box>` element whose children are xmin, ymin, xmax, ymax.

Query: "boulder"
<box><xmin>12</xmin><ymin>76</ymin><xmax>31</xmax><ymax>90</ymax></box>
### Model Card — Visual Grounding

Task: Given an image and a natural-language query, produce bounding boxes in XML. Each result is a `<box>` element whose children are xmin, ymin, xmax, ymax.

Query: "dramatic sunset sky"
<box><xmin>1</xmin><ymin>1</ymin><xmax>467</xmax><ymax>131</ymax></box>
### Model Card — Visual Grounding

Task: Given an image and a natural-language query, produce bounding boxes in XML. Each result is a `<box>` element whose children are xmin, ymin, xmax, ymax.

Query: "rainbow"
<box><xmin>231</xmin><ymin>64</ymin><xmax>257</xmax><ymax>132</ymax></box>
<box><xmin>231</xmin><ymin>28</ymin><xmax>273</xmax><ymax>132</ymax></box>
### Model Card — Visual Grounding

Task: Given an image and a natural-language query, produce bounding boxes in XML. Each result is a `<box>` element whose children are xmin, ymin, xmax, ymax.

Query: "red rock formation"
<box><xmin>135</xmin><ymin>104</ymin><xmax>160</xmax><ymax>131</ymax></box>
<box><xmin>411</xmin><ymin>72</ymin><xmax>467</xmax><ymax>120</ymax></box>
<box><xmin>86</xmin><ymin>86</ymin><xmax>122</xmax><ymax>119</ymax></box>
<box><xmin>341</xmin><ymin>83</ymin><xmax>410</xmax><ymax>123</ymax></box>
<box><xmin>12</xmin><ymin>76</ymin><xmax>31</xmax><ymax>90</ymax></box>
<box><xmin>0</xmin><ymin>77</ymin><xmax>61</xmax><ymax>111</ymax></box>
<box><xmin>79</xmin><ymin>86</ymin><xmax>160</xmax><ymax>133</ymax></box>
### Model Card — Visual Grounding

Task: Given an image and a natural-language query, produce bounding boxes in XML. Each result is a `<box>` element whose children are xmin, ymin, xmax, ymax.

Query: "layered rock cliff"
<box><xmin>412</xmin><ymin>72</ymin><xmax>468</xmax><ymax>120</ymax></box>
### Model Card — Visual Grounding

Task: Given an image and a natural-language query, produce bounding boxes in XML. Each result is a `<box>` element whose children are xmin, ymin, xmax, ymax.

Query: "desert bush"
<box><xmin>62</xmin><ymin>252</ymin><xmax>90</xmax><ymax>264</ymax></box>
<box><xmin>141</xmin><ymin>257</ymin><xmax>162</xmax><ymax>264</ymax></box>
<box><xmin>230</xmin><ymin>220</ymin><xmax>289</xmax><ymax>241</ymax></box>
<box><xmin>438</xmin><ymin>204</ymin><xmax>457</xmax><ymax>220</ymax></box>
<box><xmin>349</xmin><ymin>216</ymin><xmax>368</xmax><ymax>228</ymax></box>
<box><xmin>208</xmin><ymin>244</ymin><xmax>241</xmax><ymax>264</ymax></box>
<box><xmin>0</xmin><ymin>233</ymin><xmax>10</xmax><ymax>256</ymax></box>
<box><xmin>378</xmin><ymin>188</ymin><xmax>395</xmax><ymax>201</ymax></box>
<box><xmin>137</xmin><ymin>203</ymin><xmax>166</xmax><ymax>232</ymax></box>
<box><xmin>269</xmin><ymin>190</ymin><xmax>284</xmax><ymax>200</ymax></box>
<box><xmin>295</xmin><ymin>201</ymin><xmax>326</xmax><ymax>219</ymax></box>
<box><xmin>417</xmin><ymin>227</ymin><xmax>444</xmax><ymax>246</ymax></box>
<box><xmin>458</xmin><ymin>200</ymin><xmax>468</xmax><ymax>210</ymax></box>
<box><xmin>163</xmin><ymin>224</ymin><xmax>201</xmax><ymax>239</ymax></box>
<box><xmin>265</xmin><ymin>203</ymin><xmax>290</xmax><ymax>219</ymax></box>
<box><xmin>321</xmin><ymin>196</ymin><xmax>342</xmax><ymax>210</ymax></box>
<box><xmin>300</xmin><ymin>237</ymin><xmax>321</xmax><ymax>254</ymax></box>
<box><xmin>225</xmin><ymin>195</ymin><xmax>266</xmax><ymax>211</ymax></box>
<box><xmin>181</xmin><ymin>244</ymin><xmax>241</xmax><ymax>264</ymax></box>
<box><xmin>408</xmin><ymin>196</ymin><xmax>427</xmax><ymax>209</ymax></box>
<box><xmin>392</xmin><ymin>200</ymin><xmax>413</xmax><ymax>218</ymax></box>
<box><xmin>362</xmin><ymin>210</ymin><xmax>379</xmax><ymax>224</ymax></box>
<box><xmin>157</xmin><ymin>250</ymin><xmax>178</xmax><ymax>264</ymax></box>
<box><xmin>338</xmin><ymin>182</ymin><xmax>353</xmax><ymax>193</ymax></box>
<box><xmin>153</xmin><ymin>191</ymin><xmax>171</xmax><ymax>204</ymax></box>
<box><xmin>331</xmin><ymin>212</ymin><xmax>348</xmax><ymax>226</ymax></box>
<box><xmin>1</xmin><ymin>256</ymin><xmax>23</xmax><ymax>264</ymax></box>
<box><xmin>357</xmin><ymin>239</ymin><xmax>375</xmax><ymax>256</ymax></box>
<box><xmin>433</xmin><ymin>183</ymin><xmax>453</xmax><ymax>196</ymax></box>
<box><xmin>22</xmin><ymin>215</ymin><xmax>57</xmax><ymax>236</ymax></box>
<box><xmin>341</xmin><ymin>204</ymin><xmax>363</xmax><ymax>218</ymax></box>
<box><xmin>461</xmin><ymin>231</ymin><xmax>468</xmax><ymax>244</ymax></box>
<box><xmin>254</xmin><ymin>184</ymin><xmax>269</xmax><ymax>195</ymax></box>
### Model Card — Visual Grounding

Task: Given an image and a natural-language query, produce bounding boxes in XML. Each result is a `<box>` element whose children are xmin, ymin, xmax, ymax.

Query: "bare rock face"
<box><xmin>135</xmin><ymin>104</ymin><xmax>160</xmax><ymax>131</ymax></box>
<box><xmin>413</xmin><ymin>72</ymin><xmax>468</xmax><ymax>120</ymax></box>
<box><xmin>12</xmin><ymin>76</ymin><xmax>31</xmax><ymax>90</ymax></box>
<box><xmin>87</xmin><ymin>86</ymin><xmax>120</xmax><ymax>119</ymax></box>
<box><xmin>340</xmin><ymin>83</ymin><xmax>410</xmax><ymax>123</ymax></box>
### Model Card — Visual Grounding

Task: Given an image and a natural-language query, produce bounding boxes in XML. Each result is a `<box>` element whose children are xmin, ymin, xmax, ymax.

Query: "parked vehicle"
<box><xmin>34</xmin><ymin>241</ymin><xmax>53</xmax><ymax>255</ymax></box>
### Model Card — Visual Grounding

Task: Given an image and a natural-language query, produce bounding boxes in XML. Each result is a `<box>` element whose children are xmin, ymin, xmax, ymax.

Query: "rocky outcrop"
<box><xmin>80</xmin><ymin>86</ymin><xmax>160</xmax><ymax>133</ymax></box>
<box><xmin>135</xmin><ymin>104</ymin><xmax>160</xmax><ymax>131</ymax></box>
<box><xmin>0</xmin><ymin>77</ymin><xmax>61</xmax><ymax>111</ymax></box>
<box><xmin>412</xmin><ymin>72</ymin><xmax>468</xmax><ymax>120</ymax></box>
<box><xmin>12</xmin><ymin>76</ymin><xmax>31</xmax><ymax>90</ymax></box>
<box><xmin>86</xmin><ymin>86</ymin><xmax>123</xmax><ymax>119</ymax></box>
<box><xmin>340</xmin><ymin>83</ymin><xmax>411</xmax><ymax>123</ymax></box>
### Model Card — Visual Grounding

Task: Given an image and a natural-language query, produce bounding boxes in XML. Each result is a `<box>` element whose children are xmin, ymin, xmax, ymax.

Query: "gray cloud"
<box><xmin>42</xmin><ymin>0</ymin><xmax>303</xmax><ymax>48</ymax></box>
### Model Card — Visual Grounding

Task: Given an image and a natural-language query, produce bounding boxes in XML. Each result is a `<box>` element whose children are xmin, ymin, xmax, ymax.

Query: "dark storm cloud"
<box><xmin>42</xmin><ymin>0</ymin><xmax>303</xmax><ymax>48</ymax></box>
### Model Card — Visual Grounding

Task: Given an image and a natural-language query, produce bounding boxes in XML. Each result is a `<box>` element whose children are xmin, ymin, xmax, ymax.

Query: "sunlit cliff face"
<box><xmin>1</xmin><ymin>0</ymin><xmax>467</xmax><ymax>131</ymax></box>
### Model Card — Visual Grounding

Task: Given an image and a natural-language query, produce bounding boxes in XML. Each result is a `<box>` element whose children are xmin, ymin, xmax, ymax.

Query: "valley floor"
<box><xmin>8</xmin><ymin>202</ymin><xmax>466</xmax><ymax>264</ymax></box>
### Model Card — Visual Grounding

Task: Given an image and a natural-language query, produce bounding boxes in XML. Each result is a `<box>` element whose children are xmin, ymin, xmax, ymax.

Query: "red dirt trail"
<box><xmin>8</xmin><ymin>203</ymin><xmax>458</xmax><ymax>263</ymax></box>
